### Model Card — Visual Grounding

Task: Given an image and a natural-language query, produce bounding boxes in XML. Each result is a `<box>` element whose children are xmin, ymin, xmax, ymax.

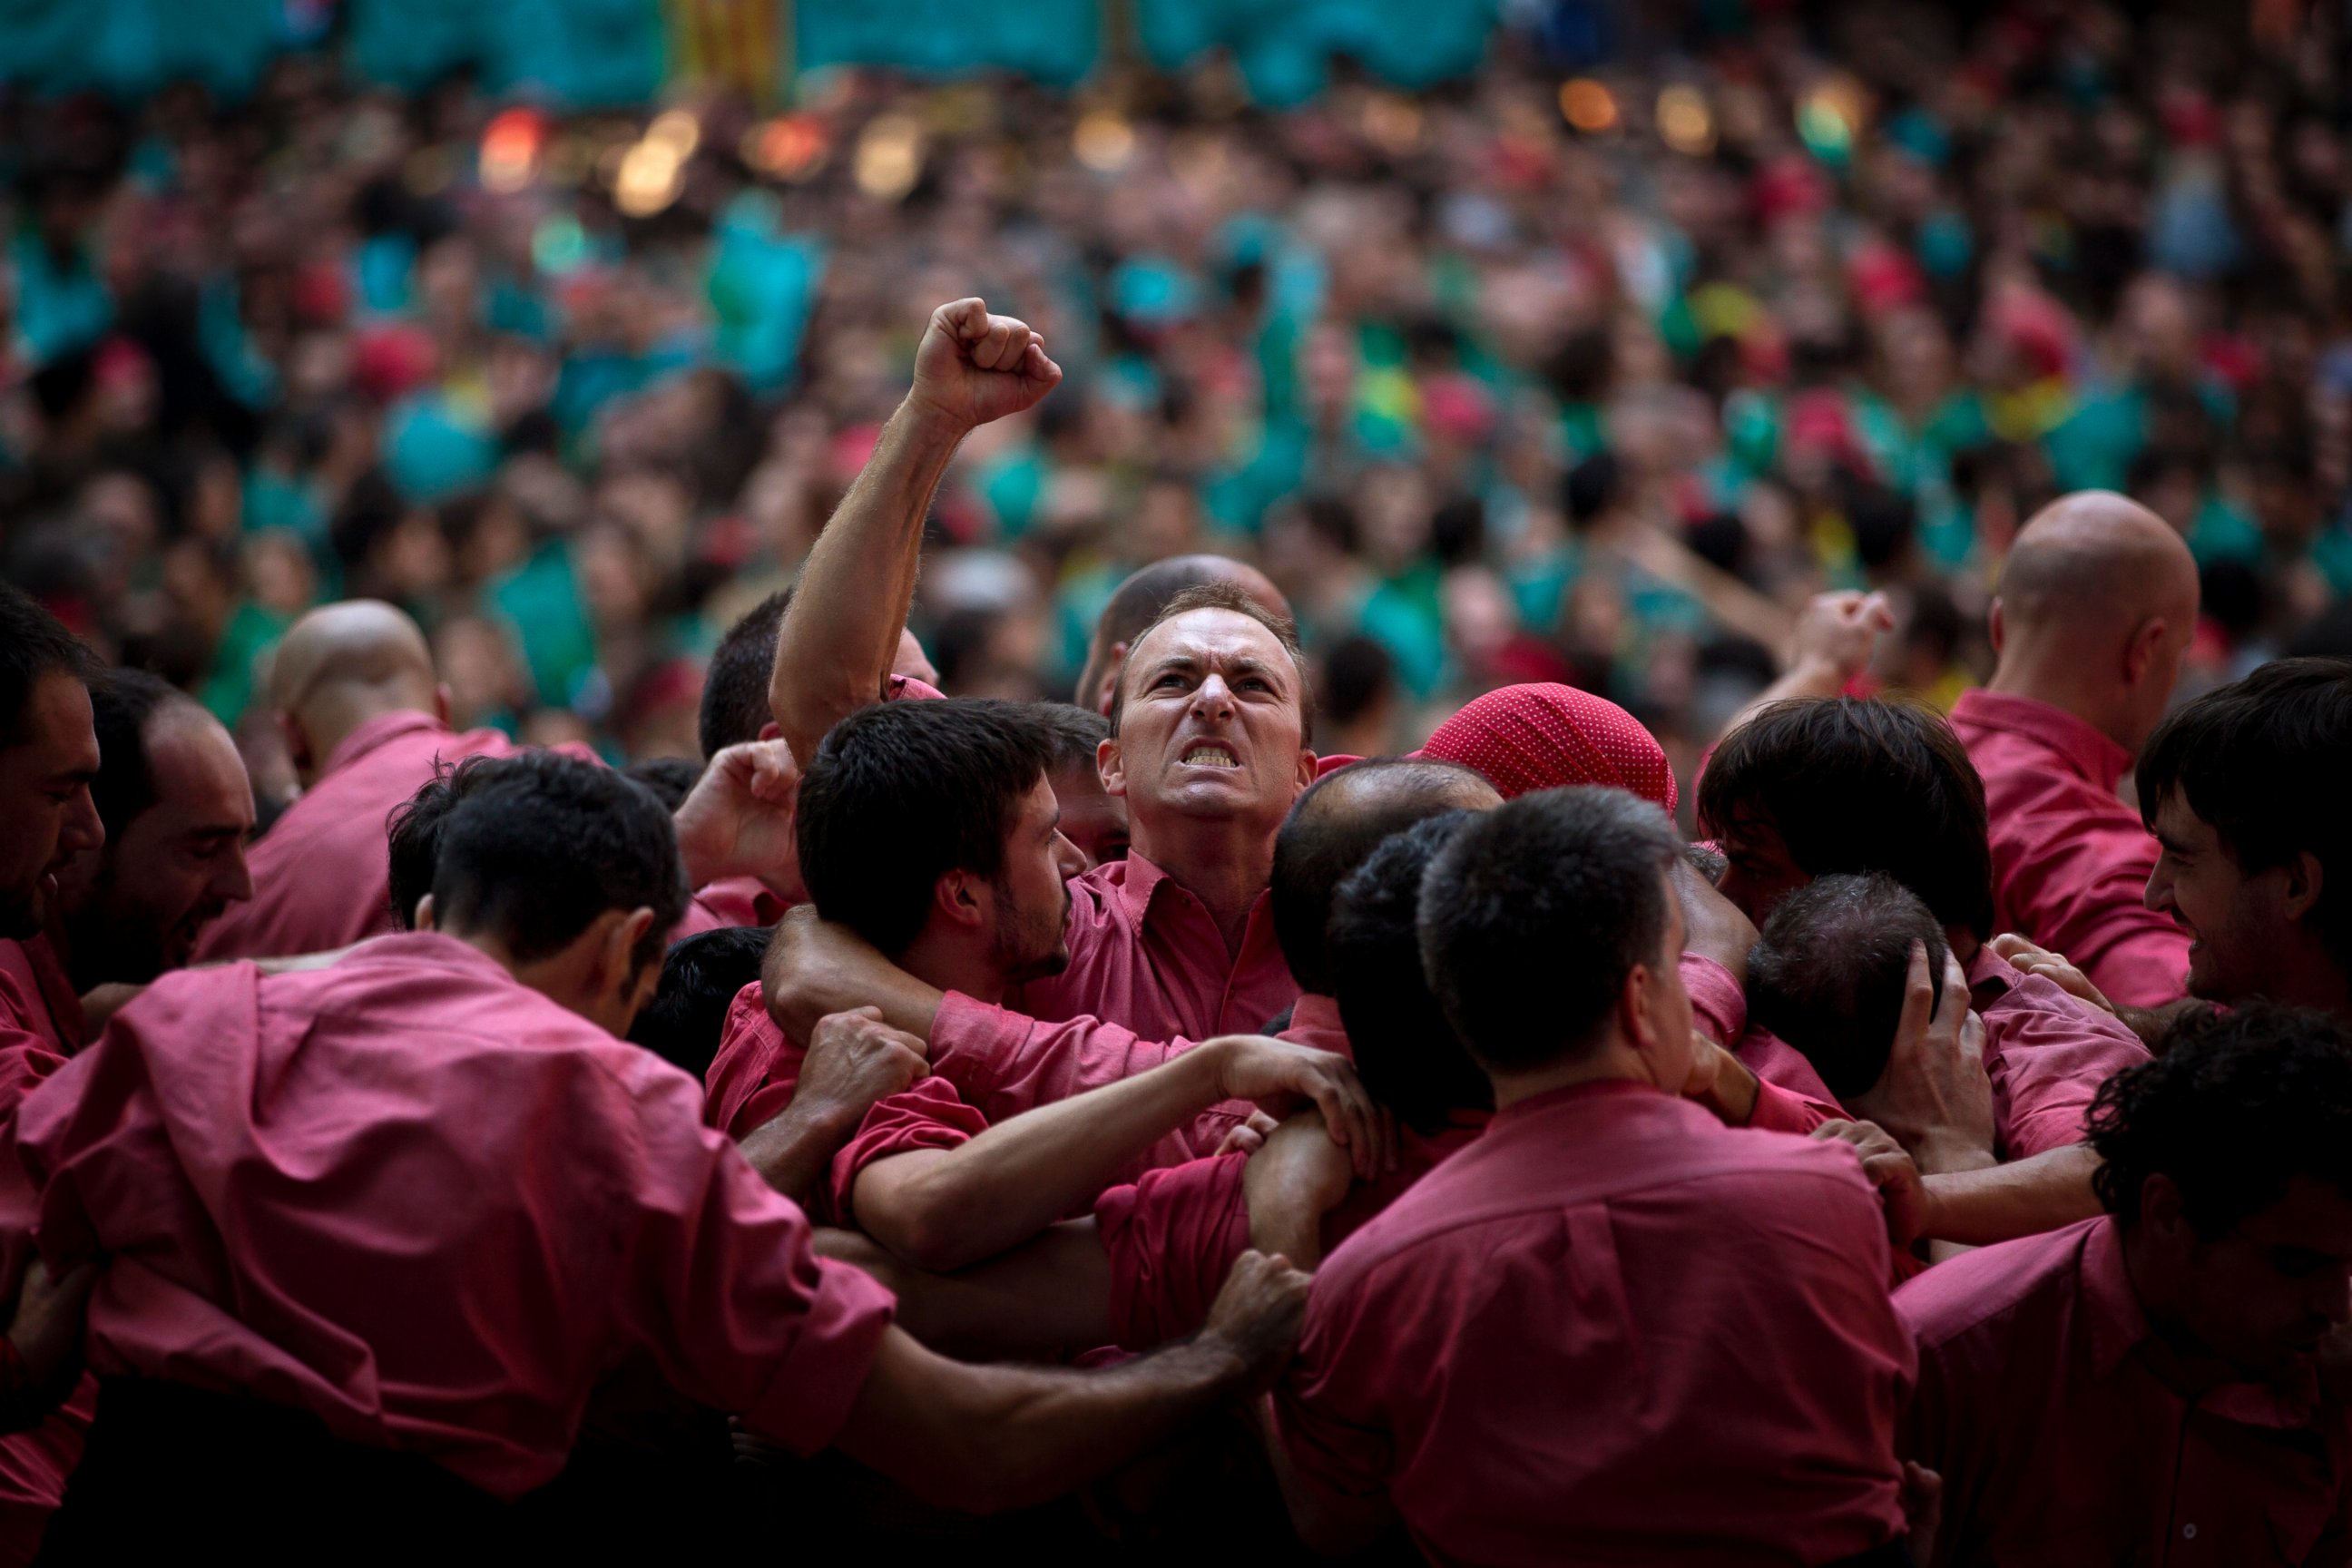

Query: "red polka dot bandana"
<box><xmin>1418</xmin><ymin>683</ymin><xmax>1678</xmax><ymax>814</ymax></box>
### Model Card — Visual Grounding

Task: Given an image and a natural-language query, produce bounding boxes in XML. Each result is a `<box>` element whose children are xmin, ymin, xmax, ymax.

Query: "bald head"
<box><xmin>1077</xmin><ymin>555</ymin><xmax>1292</xmax><ymax>715</ymax></box>
<box><xmin>268</xmin><ymin>601</ymin><xmax>444</xmax><ymax>784</ymax></box>
<box><xmin>1993</xmin><ymin>491</ymin><xmax>2200</xmax><ymax>755</ymax></box>
<box><xmin>1271</xmin><ymin>757</ymin><xmax>1501</xmax><ymax>994</ymax></box>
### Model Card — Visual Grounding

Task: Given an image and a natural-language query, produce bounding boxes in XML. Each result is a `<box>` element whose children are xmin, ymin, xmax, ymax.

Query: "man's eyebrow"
<box><xmin>42</xmin><ymin>767</ymin><xmax>100</xmax><ymax>786</ymax></box>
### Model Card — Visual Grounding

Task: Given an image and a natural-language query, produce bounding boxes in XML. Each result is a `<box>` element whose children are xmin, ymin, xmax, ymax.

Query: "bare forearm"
<box><xmin>737</xmin><ymin>1098</ymin><xmax>864</xmax><ymax>1200</ymax></box>
<box><xmin>877</xmin><ymin>1050</ymin><xmax>1222</xmax><ymax>1269</ymax></box>
<box><xmin>769</xmin><ymin>397</ymin><xmax>966</xmax><ymax>760</ymax></box>
<box><xmin>1919</xmin><ymin>1142</ymin><xmax>2102</xmax><ymax>1247</ymax></box>
<box><xmin>834</xmin><ymin>1328</ymin><xmax>1250</xmax><ymax>1515</ymax></box>
<box><xmin>762</xmin><ymin>929</ymin><xmax>946</xmax><ymax>1044</ymax></box>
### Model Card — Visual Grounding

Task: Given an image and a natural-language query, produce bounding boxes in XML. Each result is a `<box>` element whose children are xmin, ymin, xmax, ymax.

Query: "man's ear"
<box><xmin>434</xmin><ymin>682</ymin><xmax>455</xmax><ymax>728</ymax></box>
<box><xmin>598</xmin><ymin>906</ymin><xmax>656</xmax><ymax>990</ymax></box>
<box><xmin>2139</xmin><ymin>1171</ymin><xmax>2190</xmax><ymax>1253</ymax></box>
<box><xmin>1987</xmin><ymin>598</ymin><xmax>2005</xmax><ymax>657</ymax></box>
<box><xmin>2122</xmin><ymin>615</ymin><xmax>2168</xmax><ymax>686</ymax></box>
<box><xmin>932</xmin><ymin>867</ymin><xmax>985</xmax><ymax>931</ymax></box>
<box><xmin>757</xmin><ymin>720</ymin><xmax>781</xmax><ymax>742</ymax></box>
<box><xmin>1098</xmin><ymin>734</ymin><xmax>1127</xmax><ymax>800</ymax></box>
<box><xmin>1095</xmin><ymin>642</ymin><xmax>1130</xmax><ymax>716</ymax></box>
<box><xmin>2283</xmin><ymin>850</ymin><xmax>2327</xmax><ymax>924</ymax></box>
<box><xmin>413</xmin><ymin>893</ymin><xmax>436</xmax><ymax>932</ymax></box>
<box><xmin>1293</xmin><ymin>747</ymin><xmax>1317</xmax><ymax>791</ymax></box>
<box><xmin>277</xmin><ymin>711</ymin><xmax>313</xmax><ymax>777</ymax></box>
<box><xmin>1617</xmin><ymin>960</ymin><xmax>1661</xmax><ymax>1055</ymax></box>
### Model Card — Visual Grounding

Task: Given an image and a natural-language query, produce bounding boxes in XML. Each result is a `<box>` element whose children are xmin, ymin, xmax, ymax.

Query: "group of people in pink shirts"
<box><xmin>0</xmin><ymin>299</ymin><xmax>2347</xmax><ymax>1565</ymax></box>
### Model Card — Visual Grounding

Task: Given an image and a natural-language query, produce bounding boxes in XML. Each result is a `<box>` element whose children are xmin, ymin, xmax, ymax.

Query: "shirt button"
<box><xmin>2183</xmin><ymin>1524</ymin><xmax>2197</xmax><ymax>1540</ymax></box>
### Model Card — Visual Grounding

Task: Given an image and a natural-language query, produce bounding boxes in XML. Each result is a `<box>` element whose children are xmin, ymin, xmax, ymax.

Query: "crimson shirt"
<box><xmin>707</xmin><ymin>852</ymin><xmax>1301</xmax><ymax>1171</ymax></box>
<box><xmin>1971</xmin><ymin>947</ymin><xmax>2150</xmax><ymax>1159</ymax></box>
<box><xmin>812</xmin><ymin>992</ymin><xmax>1360</xmax><ymax>1229</ymax></box>
<box><xmin>4</xmin><ymin>935</ymin><xmax>896</xmax><ymax>1498</ymax></box>
<box><xmin>671</xmin><ymin>876</ymin><xmax>789</xmax><ymax>939</ymax></box>
<box><xmin>1096</xmin><ymin>1114</ymin><xmax>1485</xmax><ymax>1351</ymax></box>
<box><xmin>1274</xmin><ymin>1082</ymin><xmax>1913</xmax><ymax>1566</ymax></box>
<box><xmin>1897</xmin><ymin>1216</ymin><xmax>2352</xmax><ymax>1565</ymax></box>
<box><xmin>1950</xmin><ymin>690</ymin><xmax>2191</xmax><ymax>1008</ymax></box>
<box><xmin>193</xmin><ymin>712</ymin><xmax>529</xmax><ymax>961</ymax></box>
<box><xmin>926</xmin><ymin>852</ymin><xmax>1297</xmax><ymax>1141</ymax></box>
<box><xmin>0</xmin><ymin>938</ymin><xmax>88</xmax><ymax>1564</ymax></box>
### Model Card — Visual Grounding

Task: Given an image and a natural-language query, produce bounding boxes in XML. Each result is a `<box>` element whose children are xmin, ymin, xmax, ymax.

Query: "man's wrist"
<box><xmin>897</xmin><ymin>392</ymin><xmax>977</xmax><ymax>451</ymax></box>
<box><xmin>1910</xmin><ymin>1131</ymin><xmax>1998</xmax><ymax>1178</ymax></box>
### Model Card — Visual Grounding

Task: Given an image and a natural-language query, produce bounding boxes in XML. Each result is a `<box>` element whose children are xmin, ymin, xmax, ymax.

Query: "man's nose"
<box><xmin>61</xmin><ymin>788</ymin><xmax>103</xmax><ymax>854</ymax></box>
<box><xmin>214</xmin><ymin>844</ymin><xmax>255</xmax><ymax>903</ymax></box>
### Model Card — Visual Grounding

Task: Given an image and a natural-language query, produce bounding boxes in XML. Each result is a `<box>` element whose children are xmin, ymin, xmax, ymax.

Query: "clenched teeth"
<box><xmin>1181</xmin><ymin>745</ymin><xmax>1239</xmax><ymax>768</ymax></box>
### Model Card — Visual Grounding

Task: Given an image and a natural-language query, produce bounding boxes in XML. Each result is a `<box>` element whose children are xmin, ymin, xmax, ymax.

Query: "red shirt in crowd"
<box><xmin>1681</xmin><ymin>952</ymin><xmax>1845</xmax><ymax>1134</ymax></box>
<box><xmin>808</xmin><ymin>993</ymin><xmax>1361</xmax><ymax>1230</ymax></box>
<box><xmin>3</xmin><ymin>934</ymin><xmax>896</xmax><ymax>1499</ymax></box>
<box><xmin>1970</xmin><ymin>946</ymin><xmax>2150</xmax><ymax>1159</ymax></box>
<box><xmin>193</xmin><ymin>712</ymin><xmax>532</xmax><ymax>961</ymax></box>
<box><xmin>1273</xmin><ymin>1081</ymin><xmax>1913</xmax><ymax>1566</ymax></box>
<box><xmin>925</xmin><ymin>852</ymin><xmax>1298</xmax><ymax>1133</ymax></box>
<box><xmin>1896</xmin><ymin>1215</ymin><xmax>2352</xmax><ymax>1566</ymax></box>
<box><xmin>1096</xmin><ymin>1114</ymin><xmax>1485</xmax><ymax>1351</ymax></box>
<box><xmin>706</xmin><ymin>851</ymin><xmax>1297</xmax><ymax>1168</ymax></box>
<box><xmin>1949</xmin><ymin>690</ymin><xmax>2190</xmax><ymax>1009</ymax></box>
<box><xmin>671</xmin><ymin>877</ymin><xmax>789</xmax><ymax>939</ymax></box>
<box><xmin>0</xmin><ymin>937</ymin><xmax>89</xmax><ymax>1565</ymax></box>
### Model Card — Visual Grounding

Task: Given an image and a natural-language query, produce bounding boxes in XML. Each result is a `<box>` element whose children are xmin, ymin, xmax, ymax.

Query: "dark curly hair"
<box><xmin>2089</xmin><ymin>1004</ymin><xmax>2352</xmax><ymax>1235</ymax></box>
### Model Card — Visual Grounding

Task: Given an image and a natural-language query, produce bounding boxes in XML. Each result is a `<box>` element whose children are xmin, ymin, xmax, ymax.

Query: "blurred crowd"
<box><xmin>8</xmin><ymin>0</ymin><xmax>2352</xmax><ymax>828</ymax></box>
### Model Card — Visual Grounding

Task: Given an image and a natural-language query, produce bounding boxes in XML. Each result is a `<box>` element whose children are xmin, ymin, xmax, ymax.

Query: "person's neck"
<box><xmin>1487</xmin><ymin>1040</ymin><xmax>1658</xmax><ymax>1112</ymax></box>
<box><xmin>300</xmin><ymin>692</ymin><xmax>438</xmax><ymax>788</ymax></box>
<box><xmin>1985</xmin><ymin>657</ymin><xmax>2136</xmax><ymax>758</ymax></box>
<box><xmin>895</xmin><ymin>926</ymin><xmax>1010</xmax><ymax>1007</ymax></box>
<box><xmin>1131</xmin><ymin>815</ymin><xmax>1278</xmax><ymax>954</ymax></box>
<box><xmin>2266</xmin><ymin>943</ymin><xmax>2352</xmax><ymax>1023</ymax></box>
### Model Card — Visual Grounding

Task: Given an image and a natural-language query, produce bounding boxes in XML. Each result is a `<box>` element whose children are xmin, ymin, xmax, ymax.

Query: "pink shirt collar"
<box><xmin>318</xmin><ymin>709</ymin><xmax>452</xmax><ymax>781</ymax></box>
<box><xmin>1950</xmin><ymin>689</ymin><xmax>2132</xmax><ymax>795</ymax></box>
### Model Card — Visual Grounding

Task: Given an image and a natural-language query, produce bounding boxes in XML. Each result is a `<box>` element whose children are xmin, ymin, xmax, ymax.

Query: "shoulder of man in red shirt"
<box><xmin>1951</xmin><ymin>690</ymin><xmax>2190</xmax><ymax>1010</ymax></box>
<box><xmin>12</xmin><ymin>938</ymin><xmax>895</xmax><ymax>1498</ymax></box>
<box><xmin>192</xmin><ymin>717</ymin><xmax>541</xmax><ymax>963</ymax></box>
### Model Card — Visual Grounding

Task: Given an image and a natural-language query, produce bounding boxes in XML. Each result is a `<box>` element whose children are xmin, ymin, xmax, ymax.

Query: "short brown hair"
<box><xmin>1107</xmin><ymin>582</ymin><xmax>1316</xmax><ymax>740</ymax></box>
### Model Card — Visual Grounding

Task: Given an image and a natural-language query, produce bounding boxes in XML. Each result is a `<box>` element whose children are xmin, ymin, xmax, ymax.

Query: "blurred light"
<box><xmin>1560</xmin><ymin>78</ymin><xmax>1617</xmax><ymax>134</ymax></box>
<box><xmin>1798</xmin><ymin>77</ymin><xmax>1866</xmax><ymax>163</ymax></box>
<box><xmin>1361</xmin><ymin>93</ymin><xmax>1426</xmax><ymax>156</ymax></box>
<box><xmin>646</xmin><ymin>108</ymin><xmax>701</xmax><ymax>157</ymax></box>
<box><xmin>854</xmin><ymin>113</ymin><xmax>925</xmax><ymax>201</ymax></box>
<box><xmin>1656</xmin><ymin>85</ymin><xmax>1714</xmax><ymax>156</ymax></box>
<box><xmin>479</xmin><ymin>108</ymin><xmax>545</xmax><ymax>193</ymax></box>
<box><xmin>741</xmin><ymin>114</ymin><xmax>829</xmax><ymax>181</ymax></box>
<box><xmin>1073</xmin><ymin>110</ymin><xmax>1135</xmax><ymax>172</ymax></box>
<box><xmin>613</xmin><ymin>138</ymin><xmax>684</xmax><ymax>217</ymax></box>
<box><xmin>533</xmin><ymin>213</ymin><xmax>591</xmax><ymax>275</ymax></box>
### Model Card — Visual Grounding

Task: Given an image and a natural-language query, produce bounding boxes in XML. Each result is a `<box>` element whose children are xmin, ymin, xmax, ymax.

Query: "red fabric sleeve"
<box><xmin>1094</xmin><ymin>1154</ymin><xmax>1251</xmax><ymax>1351</ymax></box>
<box><xmin>821</xmin><ymin>1079</ymin><xmax>989</xmax><ymax>1226</ymax></box>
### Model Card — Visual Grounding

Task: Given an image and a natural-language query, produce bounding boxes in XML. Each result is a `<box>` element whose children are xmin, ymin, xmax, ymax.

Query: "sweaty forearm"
<box><xmin>871</xmin><ymin>1050</ymin><xmax>1224</xmax><ymax>1271</ymax></box>
<box><xmin>1919</xmin><ymin>1142</ymin><xmax>2102</xmax><ymax>1248</ymax></box>
<box><xmin>769</xmin><ymin>397</ymin><xmax>965</xmax><ymax>759</ymax></box>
